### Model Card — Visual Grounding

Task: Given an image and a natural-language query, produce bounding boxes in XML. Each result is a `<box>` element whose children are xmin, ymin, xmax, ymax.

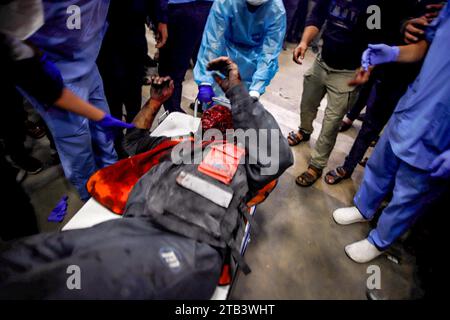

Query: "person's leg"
<box><xmin>21</xmin><ymin>83</ymin><xmax>97</xmax><ymax>201</ymax></box>
<box><xmin>368</xmin><ymin>160</ymin><xmax>448</xmax><ymax>250</ymax></box>
<box><xmin>2</xmin><ymin>88</ymin><xmax>26</xmax><ymax>158</ymax></box>
<box><xmin>123</xmin><ymin>73</ymin><xmax>143</xmax><ymax>123</ymax></box>
<box><xmin>353</xmin><ymin>133</ymin><xmax>400</xmax><ymax>220</ymax></box>
<box><xmin>0</xmin><ymin>147</ymin><xmax>38</xmax><ymax>241</ymax></box>
<box><xmin>87</xmin><ymin>66</ymin><xmax>118</xmax><ymax>169</ymax></box>
<box><xmin>158</xmin><ymin>2</ymin><xmax>212</xmax><ymax>113</ymax></box>
<box><xmin>345</xmin><ymin>77</ymin><xmax>375</xmax><ymax>123</ymax></box>
<box><xmin>0</xmin><ymin>219</ymin><xmax>222</xmax><ymax>299</ymax></box>
<box><xmin>1</xmin><ymin>88</ymin><xmax>43</xmax><ymax>174</ymax></box>
<box><xmin>299</xmin><ymin>59</ymin><xmax>327</xmax><ymax>134</ymax></box>
<box><xmin>342</xmin><ymin>78</ymin><xmax>406</xmax><ymax>175</ymax></box>
<box><xmin>309</xmin><ymin>69</ymin><xmax>360</xmax><ymax>170</ymax></box>
<box><xmin>283</xmin><ymin>0</ymin><xmax>301</xmax><ymax>42</ymax></box>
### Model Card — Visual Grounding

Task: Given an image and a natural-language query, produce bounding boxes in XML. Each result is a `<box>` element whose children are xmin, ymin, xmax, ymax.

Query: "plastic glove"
<box><xmin>48</xmin><ymin>195</ymin><xmax>69</xmax><ymax>223</ymax></box>
<box><xmin>249</xmin><ymin>91</ymin><xmax>260</xmax><ymax>101</ymax></box>
<box><xmin>430</xmin><ymin>150</ymin><xmax>450</xmax><ymax>179</ymax></box>
<box><xmin>361</xmin><ymin>44</ymin><xmax>400</xmax><ymax>71</ymax></box>
<box><xmin>197</xmin><ymin>83</ymin><xmax>215</xmax><ymax>105</ymax></box>
<box><xmin>95</xmin><ymin>114</ymin><xmax>135</xmax><ymax>129</ymax></box>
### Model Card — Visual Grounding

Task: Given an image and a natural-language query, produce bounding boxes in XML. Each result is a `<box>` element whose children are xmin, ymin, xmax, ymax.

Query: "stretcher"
<box><xmin>63</xmin><ymin>111</ymin><xmax>255</xmax><ymax>300</ymax></box>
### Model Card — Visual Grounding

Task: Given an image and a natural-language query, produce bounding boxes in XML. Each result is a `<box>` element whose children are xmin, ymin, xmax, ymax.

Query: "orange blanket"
<box><xmin>87</xmin><ymin>139</ymin><xmax>180</xmax><ymax>215</ymax></box>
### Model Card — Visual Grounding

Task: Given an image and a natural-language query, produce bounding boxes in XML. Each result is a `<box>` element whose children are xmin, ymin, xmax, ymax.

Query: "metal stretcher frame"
<box><xmin>63</xmin><ymin>110</ymin><xmax>255</xmax><ymax>300</ymax></box>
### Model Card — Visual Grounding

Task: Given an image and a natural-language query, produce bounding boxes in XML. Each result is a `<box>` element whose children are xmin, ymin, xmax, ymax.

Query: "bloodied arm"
<box><xmin>123</xmin><ymin>76</ymin><xmax>174</xmax><ymax>156</ymax></box>
<box><xmin>208</xmin><ymin>57</ymin><xmax>294</xmax><ymax>191</ymax></box>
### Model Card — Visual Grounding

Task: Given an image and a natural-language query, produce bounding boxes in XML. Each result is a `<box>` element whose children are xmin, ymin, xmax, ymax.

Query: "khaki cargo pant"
<box><xmin>299</xmin><ymin>56</ymin><xmax>360</xmax><ymax>170</ymax></box>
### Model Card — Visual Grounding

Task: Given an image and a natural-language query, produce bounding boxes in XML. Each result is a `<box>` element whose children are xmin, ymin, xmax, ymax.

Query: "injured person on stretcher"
<box><xmin>0</xmin><ymin>57</ymin><xmax>293</xmax><ymax>300</ymax></box>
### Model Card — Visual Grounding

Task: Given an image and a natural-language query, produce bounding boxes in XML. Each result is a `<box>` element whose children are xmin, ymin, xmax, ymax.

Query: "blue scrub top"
<box><xmin>29</xmin><ymin>0</ymin><xmax>110</xmax><ymax>81</ymax></box>
<box><xmin>386</xmin><ymin>3</ymin><xmax>450</xmax><ymax>170</ymax></box>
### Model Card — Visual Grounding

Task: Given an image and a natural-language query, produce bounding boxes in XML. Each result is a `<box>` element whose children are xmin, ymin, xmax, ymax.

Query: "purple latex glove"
<box><xmin>95</xmin><ymin>114</ymin><xmax>135</xmax><ymax>129</ymax></box>
<box><xmin>197</xmin><ymin>84</ymin><xmax>215</xmax><ymax>104</ymax></box>
<box><xmin>430</xmin><ymin>150</ymin><xmax>450</xmax><ymax>179</ymax></box>
<box><xmin>361</xmin><ymin>44</ymin><xmax>400</xmax><ymax>71</ymax></box>
<box><xmin>48</xmin><ymin>195</ymin><xmax>69</xmax><ymax>223</ymax></box>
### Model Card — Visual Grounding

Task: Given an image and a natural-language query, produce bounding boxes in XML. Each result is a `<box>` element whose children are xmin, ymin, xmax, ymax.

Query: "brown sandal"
<box><xmin>287</xmin><ymin>129</ymin><xmax>311</xmax><ymax>147</ymax></box>
<box><xmin>296</xmin><ymin>166</ymin><xmax>322</xmax><ymax>187</ymax></box>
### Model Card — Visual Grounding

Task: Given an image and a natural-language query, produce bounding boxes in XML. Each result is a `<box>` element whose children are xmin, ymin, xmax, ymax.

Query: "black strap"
<box><xmin>230</xmin><ymin>246</ymin><xmax>251</xmax><ymax>275</ymax></box>
<box><xmin>238</xmin><ymin>203</ymin><xmax>259</xmax><ymax>235</ymax></box>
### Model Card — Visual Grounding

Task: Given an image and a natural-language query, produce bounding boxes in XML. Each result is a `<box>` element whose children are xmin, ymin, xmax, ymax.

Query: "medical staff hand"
<box><xmin>403</xmin><ymin>17</ymin><xmax>428</xmax><ymax>43</ymax></box>
<box><xmin>293</xmin><ymin>41</ymin><xmax>308</xmax><ymax>65</ymax></box>
<box><xmin>207</xmin><ymin>56</ymin><xmax>242</xmax><ymax>92</ymax></box>
<box><xmin>430</xmin><ymin>150</ymin><xmax>450</xmax><ymax>179</ymax></box>
<box><xmin>95</xmin><ymin>114</ymin><xmax>135</xmax><ymax>129</ymax></box>
<box><xmin>150</xmin><ymin>76</ymin><xmax>174</xmax><ymax>104</ymax></box>
<box><xmin>156</xmin><ymin>23</ymin><xmax>168</xmax><ymax>49</ymax></box>
<box><xmin>197</xmin><ymin>84</ymin><xmax>215</xmax><ymax>104</ymax></box>
<box><xmin>361</xmin><ymin>44</ymin><xmax>400</xmax><ymax>71</ymax></box>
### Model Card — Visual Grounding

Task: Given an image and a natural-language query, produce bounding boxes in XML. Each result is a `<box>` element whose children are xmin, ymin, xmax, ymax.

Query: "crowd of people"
<box><xmin>0</xmin><ymin>0</ymin><xmax>449</xmax><ymax>299</ymax></box>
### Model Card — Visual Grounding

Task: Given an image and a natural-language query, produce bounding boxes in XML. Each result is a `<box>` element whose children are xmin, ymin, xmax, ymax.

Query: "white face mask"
<box><xmin>246</xmin><ymin>0</ymin><xmax>269</xmax><ymax>6</ymax></box>
<box><xmin>0</xmin><ymin>0</ymin><xmax>44</xmax><ymax>40</ymax></box>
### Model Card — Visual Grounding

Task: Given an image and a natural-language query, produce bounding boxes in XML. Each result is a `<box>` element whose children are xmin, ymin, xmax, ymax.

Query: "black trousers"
<box><xmin>158</xmin><ymin>1</ymin><xmax>213</xmax><ymax>113</ymax></box>
<box><xmin>0</xmin><ymin>87</ymin><xmax>27</xmax><ymax>160</ymax></box>
<box><xmin>346</xmin><ymin>75</ymin><xmax>377</xmax><ymax>122</ymax></box>
<box><xmin>0</xmin><ymin>146</ymin><xmax>38</xmax><ymax>242</ymax></box>
<box><xmin>283</xmin><ymin>0</ymin><xmax>309</xmax><ymax>43</ymax></box>
<box><xmin>342</xmin><ymin>70</ymin><xmax>410</xmax><ymax>175</ymax></box>
<box><xmin>97</xmin><ymin>25</ymin><xmax>147</xmax><ymax>158</ymax></box>
<box><xmin>0</xmin><ymin>218</ymin><xmax>222</xmax><ymax>299</ymax></box>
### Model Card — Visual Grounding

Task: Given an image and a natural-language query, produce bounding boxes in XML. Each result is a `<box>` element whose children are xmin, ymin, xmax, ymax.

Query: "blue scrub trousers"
<box><xmin>353</xmin><ymin>130</ymin><xmax>447</xmax><ymax>250</ymax></box>
<box><xmin>22</xmin><ymin>66</ymin><xmax>117</xmax><ymax>200</ymax></box>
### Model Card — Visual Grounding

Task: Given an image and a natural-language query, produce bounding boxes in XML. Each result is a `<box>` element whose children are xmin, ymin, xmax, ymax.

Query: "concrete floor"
<box><xmin>21</xmin><ymin>37</ymin><xmax>420</xmax><ymax>299</ymax></box>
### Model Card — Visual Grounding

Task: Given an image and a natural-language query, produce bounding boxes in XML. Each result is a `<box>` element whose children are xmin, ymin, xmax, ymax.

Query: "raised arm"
<box><xmin>207</xmin><ymin>57</ymin><xmax>294</xmax><ymax>190</ymax></box>
<box><xmin>123</xmin><ymin>76</ymin><xmax>174</xmax><ymax>156</ymax></box>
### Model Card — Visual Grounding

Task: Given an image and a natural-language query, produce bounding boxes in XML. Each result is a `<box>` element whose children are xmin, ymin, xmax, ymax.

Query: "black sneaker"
<box><xmin>11</xmin><ymin>155</ymin><xmax>43</xmax><ymax>175</ymax></box>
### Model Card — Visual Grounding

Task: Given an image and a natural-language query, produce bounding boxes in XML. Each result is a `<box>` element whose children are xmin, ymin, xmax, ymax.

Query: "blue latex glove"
<box><xmin>95</xmin><ymin>114</ymin><xmax>135</xmax><ymax>129</ymax></box>
<box><xmin>430</xmin><ymin>150</ymin><xmax>450</xmax><ymax>179</ymax></box>
<box><xmin>361</xmin><ymin>44</ymin><xmax>400</xmax><ymax>71</ymax></box>
<box><xmin>48</xmin><ymin>195</ymin><xmax>69</xmax><ymax>223</ymax></box>
<box><xmin>197</xmin><ymin>84</ymin><xmax>215</xmax><ymax>105</ymax></box>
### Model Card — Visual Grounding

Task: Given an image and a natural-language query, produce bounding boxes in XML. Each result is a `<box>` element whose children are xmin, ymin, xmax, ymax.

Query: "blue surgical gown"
<box><xmin>193</xmin><ymin>0</ymin><xmax>286</xmax><ymax>96</ymax></box>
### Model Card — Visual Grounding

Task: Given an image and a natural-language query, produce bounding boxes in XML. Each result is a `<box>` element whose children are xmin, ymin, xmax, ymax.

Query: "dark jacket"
<box><xmin>306</xmin><ymin>0</ymin><xmax>413</xmax><ymax>70</ymax></box>
<box><xmin>0</xmin><ymin>83</ymin><xmax>293</xmax><ymax>299</ymax></box>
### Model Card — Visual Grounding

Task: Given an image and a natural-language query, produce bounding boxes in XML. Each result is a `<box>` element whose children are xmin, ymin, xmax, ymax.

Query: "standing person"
<box><xmin>339</xmin><ymin>0</ymin><xmax>448</xmax><ymax>132</ymax></box>
<box><xmin>333</xmin><ymin>3</ymin><xmax>450</xmax><ymax>263</ymax></box>
<box><xmin>22</xmin><ymin>0</ymin><xmax>119</xmax><ymax>200</ymax></box>
<box><xmin>287</xmin><ymin>0</ymin><xmax>407</xmax><ymax>187</ymax></box>
<box><xmin>158</xmin><ymin>0</ymin><xmax>213</xmax><ymax>114</ymax></box>
<box><xmin>325</xmin><ymin>0</ymin><xmax>447</xmax><ymax>184</ymax></box>
<box><xmin>193</xmin><ymin>0</ymin><xmax>286</xmax><ymax>107</ymax></box>
<box><xmin>1</xmin><ymin>89</ymin><xmax>43</xmax><ymax>174</ymax></box>
<box><xmin>97</xmin><ymin>0</ymin><xmax>168</xmax><ymax>158</ymax></box>
<box><xmin>0</xmin><ymin>0</ymin><xmax>133</xmax><ymax>240</ymax></box>
<box><xmin>283</xmin><ymin>0</ymin><xmax>308</xmax><ymax>43</ymax></box>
